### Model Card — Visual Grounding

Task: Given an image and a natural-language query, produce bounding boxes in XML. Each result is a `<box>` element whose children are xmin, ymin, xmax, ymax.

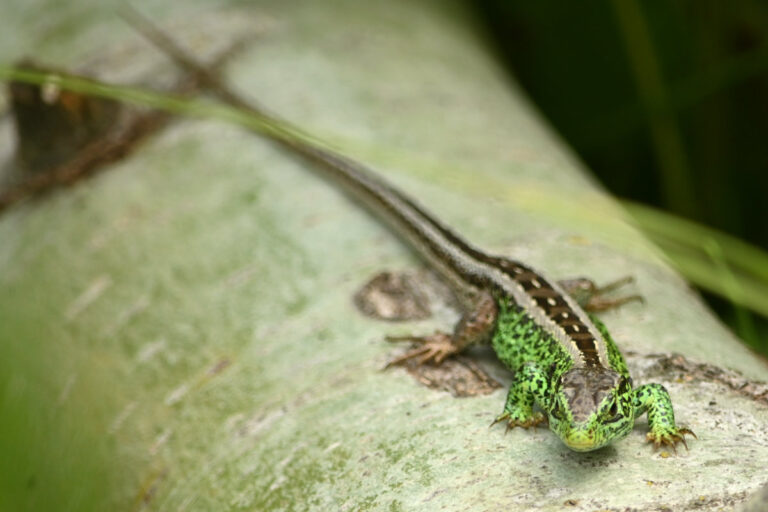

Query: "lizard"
<box><xmin>124</xmin><ymin>10</ymin><xmax>695</xmax><ymax>453</ymax></box>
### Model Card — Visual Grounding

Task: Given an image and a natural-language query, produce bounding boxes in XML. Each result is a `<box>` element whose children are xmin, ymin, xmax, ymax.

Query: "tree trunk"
<box><xmin>1</xmin><ymin>1</ymin><xmax>766</xmax><ymax>510</ymax></box>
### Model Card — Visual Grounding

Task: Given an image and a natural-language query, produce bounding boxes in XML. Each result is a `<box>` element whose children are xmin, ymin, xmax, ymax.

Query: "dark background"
<box><xmin>475</xmin><ymin>0</ymin><xmax>768</xmax><ymax>355</ymax></box>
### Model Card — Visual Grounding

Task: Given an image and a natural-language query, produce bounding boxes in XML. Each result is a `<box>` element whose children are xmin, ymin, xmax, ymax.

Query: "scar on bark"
<box><xmin>0</xmin><ymin>36</ymin><xmax>251</xmax><ymax>215</ymax></box>
<box><xmin>355</xmin><ymin>270</ymin><xmax>501</xmax><ymax>397</ymax></box>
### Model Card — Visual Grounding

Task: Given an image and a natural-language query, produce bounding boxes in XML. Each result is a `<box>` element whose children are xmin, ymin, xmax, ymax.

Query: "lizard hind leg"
<box><xmin>558</xmin><ymin>276</ymin><xmax>643</xmax><ymax>313</ymax></box>
<box><xmin>385</xmin><ymin>331</ymin><xmax>459</xmax><ymax>367</ymax></box>
<box><xmin>385</xmin><ymin>290</ymin><xmax>497</xmax><ymax>367</ymax></box>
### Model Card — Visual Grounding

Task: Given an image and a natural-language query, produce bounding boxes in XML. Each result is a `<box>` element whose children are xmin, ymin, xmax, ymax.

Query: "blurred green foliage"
<box><xmin>476</xmin><ymin>0</ymin><xmax>768</xmax><ymax>356</ymax></box>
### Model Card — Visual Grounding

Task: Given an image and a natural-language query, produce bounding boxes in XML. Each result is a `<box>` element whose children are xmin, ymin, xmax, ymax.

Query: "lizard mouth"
<box><xmin>564</xmin><ymin>438</ymin><xmax>599</xmax><ymax>451</ymax></box>
<box><xmin>563</xmin><ymin>431</ymin><xmax>601</xmax><ymax>452</ymax></box>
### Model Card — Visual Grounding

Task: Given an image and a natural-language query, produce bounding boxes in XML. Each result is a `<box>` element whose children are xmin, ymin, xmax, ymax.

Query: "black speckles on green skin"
<box><xmin>490</xmin><ymin>299</ymin><xmax>693</xmax><ymax>452</ymax></box>
<box><xmin>491</xmin><ymin>301</ymin><xmax>572</xmax><ymax>372</ymax></box>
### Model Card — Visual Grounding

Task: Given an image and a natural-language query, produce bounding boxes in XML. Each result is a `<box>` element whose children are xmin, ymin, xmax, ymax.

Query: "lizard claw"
<box><xmin>646</xmin><ymin>427</ymin><xmax>696</xmax><ymax>453</ymax></box>
<box><xmin>489</xmin><ymin>412</ymin><xmax>510</xmax><ymax>429</ymax></box>
<box><xmin>490</xmin><ymin>411</ymin><xmax>546</xmax><ymax>431</ymax></box>
<box><xmin>384</xmin><ymin>332</ymin><xmax>458</xmax><ymax>367</ymax></box>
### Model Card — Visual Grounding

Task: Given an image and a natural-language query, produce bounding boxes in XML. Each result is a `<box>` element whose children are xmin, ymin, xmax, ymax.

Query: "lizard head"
<box><xmin>548</xmin><ymin>367</ymin><xmax>634</xmax><ymax>451</ymax></box>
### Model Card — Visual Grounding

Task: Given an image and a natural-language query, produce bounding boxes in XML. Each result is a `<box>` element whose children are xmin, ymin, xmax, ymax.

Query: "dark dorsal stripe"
<box><xmin>528</xmin><ymin>287</ymin><xmax>560</xmax><ymax>298</ymax></box>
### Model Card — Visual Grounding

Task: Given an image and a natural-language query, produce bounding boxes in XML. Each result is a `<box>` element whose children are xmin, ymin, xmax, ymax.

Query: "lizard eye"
<box><xmin>607</xmin><ymin>400</ymin><xmax>619</xmax><ymax>418</ymax></box>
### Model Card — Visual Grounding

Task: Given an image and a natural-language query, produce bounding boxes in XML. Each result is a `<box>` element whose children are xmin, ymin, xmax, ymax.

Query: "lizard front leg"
<box><xmin>491</xmin><ymin>362</ymin><xmax>549</xmax><ymax>429</ymax></box>
<box><xmin>385</xmin><ymin>290</ymin><xmax>497</xmax><ymax>367</ymax></box>
<box><xmin>633</xmin><ymin>383</ymin><xmax>696</xmax><ymax>451</ymax></box>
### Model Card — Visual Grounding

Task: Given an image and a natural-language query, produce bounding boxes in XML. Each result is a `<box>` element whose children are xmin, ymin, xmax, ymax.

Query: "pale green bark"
<box><xmin>1</xmin><ymin>1</ymin><xmax>767</xmax><ymax>511</ymax></box>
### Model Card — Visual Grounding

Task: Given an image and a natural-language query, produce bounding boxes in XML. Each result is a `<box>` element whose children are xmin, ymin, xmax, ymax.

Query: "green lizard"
<box><xmin>128</xmin><ymin>12</ymin><xmax>695</xmax><ymax>453</ymax></box>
